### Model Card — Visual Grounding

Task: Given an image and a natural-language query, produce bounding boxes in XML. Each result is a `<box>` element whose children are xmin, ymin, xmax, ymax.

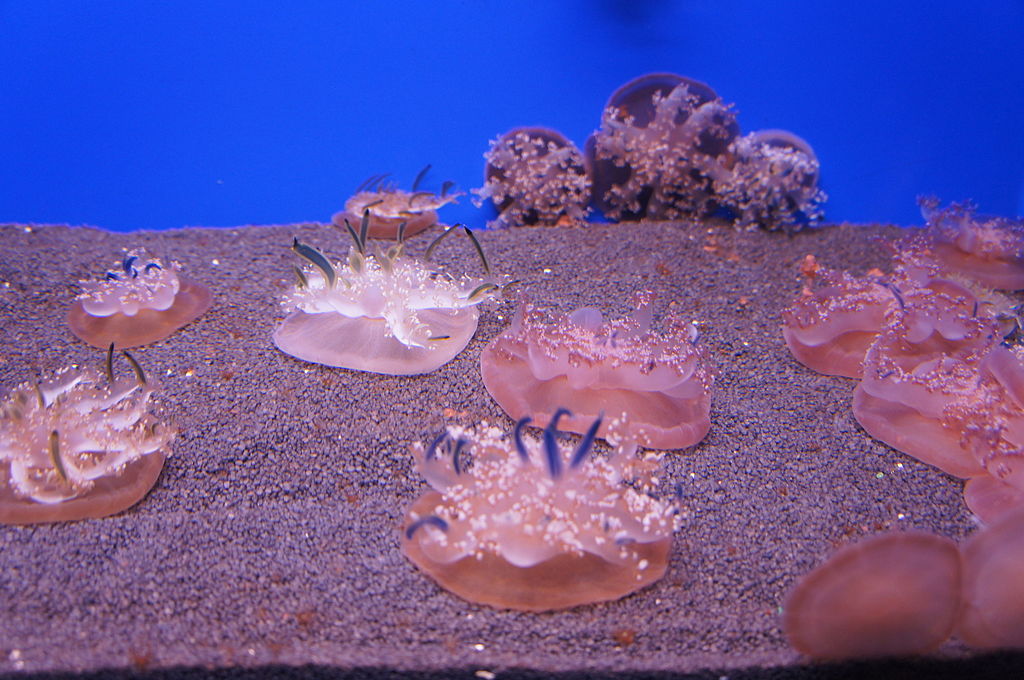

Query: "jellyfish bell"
<box><xmin>783</xmin><ymin>531</ymin><xmax>961</xmax><ymax>660</ymax></box>
<box><xmin>958</xmin><ymin>506</ymin><xmax>1024</xmax><ymax>649</ymax></box>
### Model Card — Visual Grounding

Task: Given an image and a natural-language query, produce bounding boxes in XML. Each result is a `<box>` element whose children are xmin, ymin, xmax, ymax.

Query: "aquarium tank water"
<box><xmin>1</xmin><ymin>0</ymin><xmax>1022</xmax><ymax>232</ymax></box>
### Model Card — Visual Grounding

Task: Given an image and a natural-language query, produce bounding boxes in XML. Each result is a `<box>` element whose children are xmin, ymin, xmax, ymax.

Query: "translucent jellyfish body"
<box><xmin>476</xmin><ymin>127</ymin><xmax>591</xmax><ymax>228</ymax></box>
<box><xmin>0</xmin><ymin>350</ymin><xmax>174</xmax><ymax>524</ymax></box>
<box><xmin>331</xmin><ymin>167</ymin><xmax>461</xmax><ymax>240</ymax></box>
<box><xmin>480</xmin><ymin>292</ymin><xmax>712</xmax><ymax>450</ymax></box>
<box><xmin>781</xmin><ymin>268</ymin><xmax>894</xmax><ymax>378</ymax></box>
<box><xmin>919</xmin><ymin>196</ymin><xmax>1024</xmax><ymax>290</ymax></box>
<box><xmin>400</xmin><ymin>415</ymin><xmax>679</xmax><ymax>611</ymax></box>
<box><xmin>585</xmin><ymin>73</ymin><xmax>739</xmax><ymax>221</ymax></box>
<box><xmin>68</xmin><ymin>249</ymin><xmax>212</xmax><ymax>349</ymax></box>
<box><xmin>851</xmin><ymin>278</ymin><xmax>1007</xmax><ymax>479</ymax></box>
<box><xmin>784</xmin><ymin>532</ymin><xmax>962</xmax><ymax>660</ymax></box>
<box><xmin>273</xmin><ymin>229</ymin><xmax>500</xmax><ymax>375</ymax></box>
<box><xmin>714</xmin><ymin>129</ymin><xmax>826</xmax><ymax>232</ymax></box>
<box><xmin>959</xmin><ymin>506</ymin><xmax>1024</xmax><ymax>648</ymax></box>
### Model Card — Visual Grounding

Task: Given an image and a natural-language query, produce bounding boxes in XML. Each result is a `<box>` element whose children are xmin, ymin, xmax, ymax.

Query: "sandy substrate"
<box><xmin>0</xmin><ymin>220</ymin><xmax>1021</xmax><ymax>678</ymax></box>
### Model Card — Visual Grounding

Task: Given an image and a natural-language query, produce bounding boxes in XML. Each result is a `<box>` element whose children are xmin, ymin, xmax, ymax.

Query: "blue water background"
<box><xmin>2</xmin><ymin>0</ymin><xmax>1022</xmax><ymax>232</ymax></box>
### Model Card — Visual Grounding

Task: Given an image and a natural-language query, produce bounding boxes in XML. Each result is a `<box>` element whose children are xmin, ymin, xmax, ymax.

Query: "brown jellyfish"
<box><xmin>331</xmin><ymin>166</ymin><xmax>461</xmax><ymax>240</ymax></box>
<box><xmin>783</xmin><ymin>532</ymin><xmax>961</xmax><ymax>660</ymax></box>
<box><xmin>852</xmin><ymin>306</ymin><xmax>998</xmax><ymax>479</ymax></box>
<box><xmin>585</xmin><ymin>73</ymin><xmax>740</xmax><ymax>221</ymax></box>
<box><xmin>475</xmin><ymin>127</ymin><xmax>591</xmax><ymax>228</ymax></box>
<box><xmin>958</xmin><ymin>506</ymin><xmax>1024</xmax><ymax>648</ymax></box>
<box><xmin>67</xmin><ymin>249</ymin><xmax>212</xmax><ymax>349</ymax></box>
<box><xmin>963</xmin><ymin>474</ymin><xmax>1024</xmax><ymax>524</ymax></box>
<box><xmin>781</xmin><ymin>267</ymin><xmax>893</xmax><ymax>379</ymax></box>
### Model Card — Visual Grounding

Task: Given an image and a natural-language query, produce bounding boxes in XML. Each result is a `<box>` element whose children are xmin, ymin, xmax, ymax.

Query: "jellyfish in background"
<box><xmin>331</xmin><ymin>166</ymin><xmax>461</xmax><ymax>241</ymax></box>
<box><xmin>475</xmin><ymin>127</ymin><xmax>591</xmax><ymax>228</ymax></box>
<box><xmin>585</xmin><ymin>73</ymin><xmax>740</xmax><ymax>221</ymax></box>
<box><xmin>584</xmin><ymin>73</ymin><xmax>826</xmax><ymax>230</ymax></box>
<box><xmin>713</xmin><ymin>129</ymin><xmax>827</xmax><ymax>232</ymax></box>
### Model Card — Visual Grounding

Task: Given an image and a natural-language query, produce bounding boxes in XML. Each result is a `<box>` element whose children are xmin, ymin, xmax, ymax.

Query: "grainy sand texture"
<box><xmin>0</xmin><ymin>220</ymin><xmax>1021</xmax><ymax>679</ymax></box>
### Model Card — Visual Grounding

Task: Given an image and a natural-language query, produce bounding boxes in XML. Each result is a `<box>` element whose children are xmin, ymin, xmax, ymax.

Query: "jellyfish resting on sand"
<box><xmin>400</xmin><ymin>413</ymin><xmax>679</xmax><ymax>611</ymax></box>
<box><xmin>784</xmin><ymin>532</ymin><xmax>962</xmax><ymax>660</ymax></box>
<box><xmin>331</xmin><ymin>166</ymin><xmax>461</xmax><ymax>240</ymax></box>
<box><xmin>0</xmin><ymin>347</ymin><xmax>174</xmax><ymax>524</ymax></box>
<box><xmin>918</xmin><ymin>196</ymin><xmax>1024</xmax><ymax>290</ymax></box>
<box><xmin>959</xmin><ymin>506</ymin><xmax>1024</xmax><ymax>649</ymax></box>
<box><xmin>273</xmin><ymin>221</ymin><xmax>502</xmax><ymax>375</ymax></box>
<box><xmin>480</xmin><ymin>291</ymin><xmax>712</xmax><ymax>450</ymax></box>
<box><xmin>68</xmin><ymin>249</ymin><xmax>212</xmax><ymax>349</ymax></box>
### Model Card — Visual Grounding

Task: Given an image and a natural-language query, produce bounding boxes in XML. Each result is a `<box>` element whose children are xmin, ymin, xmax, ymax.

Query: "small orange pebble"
<box><xmin>799</xmin><ymin>254</ymin><xmax>819</xmax><ymax>279</ymax></box>
<box><xmin>400</xmin><ymin>414</ymin><xmax>679</xmax><ymax>611</ymax></box>
<box><xmin>331</xmin><ymin>166</ymin><xmax>460</xmax><ymax>240</ymax></box>
<box><xmin>784</xmin><ymin>532</ymin><xmax>961</xmax><ymax>660</ymax></box>
<box><xmin>68</xmin><ymin>249</ymin><xmax>211</xmax><ymax>349</ymax></box>
<box><xmin>612</xmin><ymin>629</ymin><xmax>637</xmax><ymax>647</ymax></box>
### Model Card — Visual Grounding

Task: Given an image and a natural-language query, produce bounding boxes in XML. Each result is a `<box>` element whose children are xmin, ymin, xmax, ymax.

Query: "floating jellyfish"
<box><xmin>480</xmin><ymin>291</ymin><xmax>712</xmax><ymax>450</ymax></box>
<box><xmin>400</xmin><ymin>413</ymin><xmax>679</xmax><ymax>611</ymax></box>
<box><xmin>784</xmin><ymin>532</ymin><xmax>961</xmax><ymax>660</ymax></box>
<box><xmin>273</xmin><ymin>221</ymin><xmax>503</xmax><ymax>375</ymax></box>
<box><xmin>331</xmin><ymin>166</ymin><xmax>461</xmax><ymax>240</ymax></box>
<box><xmin>0</xmin><ymin>347</ymin><xmax>175</xmax><ymax>524</ymax></box>
<box><xmin>68</xmin><ymin>249</ymin><xmax>212</xmax><ymax>349</ymax></box>
<box><xmin>476</xmin><ymin>127</ymin><xmax>591</xmax><ymax>228</ymax></box>
<box><xmin>585</xmin><ymin>73</ymin><xmax>739</xmax><ymax>221</ymax></box>
<box><xmin>713</xmin><ymin>129</ymin><xmax>826</xmax><ymax>232</ymax></box>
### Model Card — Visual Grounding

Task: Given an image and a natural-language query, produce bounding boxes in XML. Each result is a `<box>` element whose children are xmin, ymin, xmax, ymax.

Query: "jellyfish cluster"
<box><xmin>476</xmin><ymin>73</ymin><xmax>825</xmax><ymax>231</ymax></box>
<box><xmin>9</xmin><ymin>71</ymin><xmax>1024</xmax><ymax>670</ymax></box>
<box><xmin>783</xmin><ymin>199</ymin><xmax>1024</xmax><ymax>514</ymax></box>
